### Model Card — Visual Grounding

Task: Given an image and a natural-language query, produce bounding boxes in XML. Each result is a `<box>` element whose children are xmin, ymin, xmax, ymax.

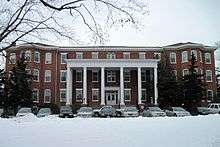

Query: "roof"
<box><xmin>164</xmin><ymin>42</ymin><xmax>217</xmax><ymax>50</ymax></box>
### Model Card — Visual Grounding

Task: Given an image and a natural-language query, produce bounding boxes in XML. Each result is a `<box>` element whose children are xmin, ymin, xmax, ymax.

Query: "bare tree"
<box><xmin>0</xmin><ymin>0</ymin><xmax>148</xmax><ymax>52</ymax></box>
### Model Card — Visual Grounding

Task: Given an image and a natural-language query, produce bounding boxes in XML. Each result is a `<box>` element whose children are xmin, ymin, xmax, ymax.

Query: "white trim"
<box><xmin>60</xmin><ymin>53</ymin><xmax>67</xmax><ymax>64</ymax></box>
<box><xmin>92</xmin><ymin>88</ymin><xmax>99</xmax><ymax>102</ymax></box>
<box><xmin>154</xmin><ymin>52</ymin><xmax>161</xmax><ymax>60</ymax></box>
<box><xmin>92</xmin><ymin>70</ymin><xmax>99</xmax><ymax>82</ymax></box>
<box><xmin>139</xmin><ymin>52</ymin><xmax>145</xmax><ymax>59</ymax></box>
<box><xmin>182</xmin><ymin>69</ymin><xmax>189</xmax><ymax>76</ymax></box>
<box><xmin>45</xmin><ymin>52</ymin><xmax>52</xmax><ymax>64</ymax></box>
<box><xmin>141</xmin><ymin>88</ymin><xmax>147</xmax><ymax>101</ymax></box>
<box><xmin>44</xmin><ymin>89</ymin><xmax>51</xmax><ymax>103</ymax></box>
<box><xmin>92</xmin><ymin>52</ymin><xmax>98</xmax><ymax>59</ymax></box>
<box><xmin>206</xmin><ymin>70</ymin><xmax>212</xmax><ymax>82</ymax></box>
<box><xmin>75</xmin><ymin>88</ymin><xmax>83</xmax><ymax>102</ymax></box>
<box><xmin>9</xmin><ymin>53</ymin><xmax>16</xmax><ymax>64</ymax></box>
<box><xmin>44</xmin><ymin>70</ymin><xmax>51</xmax><ymax>82</ymax></box>
<box><xmin>33</xmin><ymin>69</ymin><xmax>39</xmax><ymax>82</ymax></box>
<box><xmin>32</xmin><ymin>89</ymin><xmax>39</xmax><ymax>102</ymax></box>
<box><xmin>123</xmin><ymin>52</ymin><xmax>130</xmax><ymax>59</ymax></box>
<box><xmin>34</xmin><ymin>51</ymin><xmax>40</xmax><ymax>63</ymax></box>
<box><xmin>76</xmin><ymin>52</ymin><xmax>83</xmax><ymax>59</ymax></box>
<box><xmin>207</xmin><ymin>90</ymin><xmax>213</xmax><ymax>98</ymax></box>
<box><xmin>124</xmin><ymin>88</ymin><xmax>131</xmax><ymax>102</ymax></box>
<box><xmin>75</xmin><ymin>70</ymin><xmax>82</xmax><ymax>82</ymax></box>
<box><xmin>60</xmin><ymin>70</ymin><xmax>67</xmax><ymax>82</ymax></box>
<box><xmin>60</xmin><ymin>89</ymin><xmax>66</xmax><ymax>102</ymax></box>
<box><xmin>205</xmin><ymin>52</ymin><xmax>211</xmax><ymax>64</ymax></box>
<box><xmin>181</xmin><ymin>51</ymin><xmax>188</xmax><ymax>63</ymax></box>
<box><xmin>170</xmin><ymin>52</ymin><xmax>176</xmax><ymax>64</ymax></box>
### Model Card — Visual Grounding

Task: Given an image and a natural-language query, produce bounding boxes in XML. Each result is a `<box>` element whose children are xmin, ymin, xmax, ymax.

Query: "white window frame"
<box><xmin>60</xmin><ymin>89</ymin><xmax>66</xmax><ymax>102</ymax></box>
<box><xmin>106</xmin><ymin>52</ymin><xmax>116</xmax><ymax>59</ymax></box>
<box><xmin>25</xmin><ymin>50</ymin><xmax>31</xmax><ymax>62</ymax></box>
<box><xmin>33</xmin><ymin>69</ymin><xmax>39</xmax><ymax>82</ymax></box>
<box><xmin>170</xmin><ymin>52</ymin><xmax>176</xmax><ymax>64</ymax></box>
<box><xmin>139</xmin><ymin>52</ymin><xmax>145</xmax><ymax>59</ymax></box>
<box><xmin>76</xmin><ymin>88</ymin><xmax>83</xmax><ymax>102</ymax></box>
<box><xmin>92</xmin><ymin>52</ymin><xmax>98</xmax><ymax>59</ymax></box>
<box><xmin>9</xmin><ymin>53</ymin><xmax>16</xmax><ymax>64</ymax></box>
<box><xmin>123</xmin><ymin>52</ymin><xmax>130</xmax><ymax>59</ymax></box>
<box><xmin>207</xmin><ymin>90</ymin><xmax>213</xmax><ymax>99</ymax></box>
<box><xmin>76</xmin><ymin>70</ymin><xmax>82</xmax><ymax>82</ymax></box>
<box><xmin>25</xmin><ymin>68</ymin><xmax>31</xmax><ymax>75</ymax></box>
<box><xmin>199</xmin><ymin>51</ymin><xmax>203</xmax><ymax>63</ymax></box>
<box><xmin>60</xmin><ymin>70</ymin><xmax>67</xmax><ymax>82</ymax></box>
<box><xmin>154</xmin><ymin>52</ymin><xmax>161</xmax><ymax>60</ymax></box>
<box><xmin>92</xmin><ymin>70</ymin><xmax>99</xmax><ymax>82</ymax></box>
<box><xmin>141</xmin><ymin>70</ymin><xmax>146</xmax><ymax>82</ymax></box>
<box><xmin>182</xmin><ymin>69</ymin><xmax>189</xmax><ymax>76</ymax></box>
<box><xmin>92</xmin><ymin>88</ymin><xmax>99</xmax><ymax>102</ymax></box>
<box><xmin>124</xmin><ymin>69</ymin><xmax>130</xmax><ymax>82</ymax></box>
<box><xmin>34</xmin><ymin>51</ymin><xmax>40</xmax><ymax>63</ymax></box>
<box><xmin>206</xmin><ymin>70</ymin><xmax>212</xmax><ymax>82</ymax></box>
<box><xmin>44</xmin><ymin>89</ymin><xmax>51</xmax><ymax>103</ymax></box>
<box><xmin>44</xmin><ymin>70</ymin><xmax>51</xmax><ymax>82</ymax></box>
<box><xmin>191</xmin><ymin>50</ymin><xmax>197</xmax><ymax>60</ymax></box>
<box><xmin>61</xmin><ymin>53</ymin><xmax>67</xmax><ymax>64</ymax></box>
<box><xmin>205</xmin><ymin>53</ymin><xmax>211</xmax><ymax>64</ymax></box>
<box><xmin>107</xmin><ymin>70</ymin><xmax>116</xmax><ymax>82</ymax></box>
<box><xmin>182</xmin><ymin>51</ymin><xmax>188</xmax><ymax>63</ymax></box>
<box><xmin>32</xmin><ymin>89</ymin><xmax>39</xmax><ymax>102</ymax></box>
<box><xmin>76</xmin><ymin>52</ymin><xmax>83</xmax><ymax>59</ymax></box>
<box><xmin>124</xmin><ymin>89</ymin><xmax>131</xmax><ymax>101</ymax></box>
<box><xmin>141</xmin><ymin>89</ymin><xmax>147</xmax><ymax>101</ymax></box>
<box><xmin>45</xmin><ymin>52</ymin><xmax>52</xmax><ymax>64</ymax></box>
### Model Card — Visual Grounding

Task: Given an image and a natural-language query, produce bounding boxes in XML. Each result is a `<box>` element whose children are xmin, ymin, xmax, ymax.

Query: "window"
<box><xmin>124</xmin><ymin>69</ymin><xmax>130</xmax><ymax>82</ymax></box>
<box><xmin>60</xmin><ymin>70</ymin><xmax>67</xmax><ymax>82</ymax></box>
<box><xmin>32</xmin><ymin>89</ymin><xmax>39</xmax><ymax>102</ymax></box>
<box><xmin>44</xmin><ymin>70</ymin><xmax>51</xmax><ymax>82</ymax></box>
<box><xmin>44</xmin><ymin>89</ymin><xmax>51</xmax><ymax>103</ymax></box>
<box><xmin>170</xmin><ymin>52</ymin><xmax>176</xmax><ymax>64</ymax></box>
<box><xmin>154</xmin><ymin>52</ymin><xmax>161</xmax><ymax>60</ymax></box>
<box><xmin>33</xmin><ymin>69</ymin><xmax>39</xmax><ymax>82</ymax></box>
<box><xmin>76</xmin><ymin>89</ymin><xmax>83</xmax><ymax>101</ymax></box>
<box><xmin>199</xmin><ymin>51</ymin><xmax>203</xmax><ymax>62</ymax></box>
<box><xmin>191</xmin><ymin>50</ymin><xmax>197</xmax><ymax>60</ymax></box>
<box><xmin>207</xmin><ymin>90</ymin><xmax>213</xmax><ymax>99</ymax></box>
<box><xmin>26</xmin><ymin>69</ymin><xmax>31</xmax><ymax>75</ymax></box>
<box><xmin>76</xmin><ymin>52</ymin><xmax>83</xmax><ymax>59</ymax></box>
<box><xmin>172</xmin><ymin>70</ymin><xmax>177</xmax><ymax>79</ymax></box>
<box><xmin>141</xmin><ymin>89</ymin><xmax>147</xmax><ymax>101</ymax></box>
<box><xmin>92</xmin><ymin>70</ymin><xmax>98</xmax><ymax>82</ymax></box>
<box><xmin>205</xmin><ymin>53</ymin><xmax>211</xmax><ymax>64</ymax></box>
<box><xmin>107</xmin><ymin>70</ymin><xmax>116</xmax><ymax>82</ymax></box>
<box><xmin>123</xmin><ymin>52</ymin><xmax>130</xmax><ymax>59</ymax></box>
<box><xmin>206</xmin><ymin>70</ymin><xmax>212</xmax><ymax>82</ymax></box>
<box><xmin>60</xmin><ymin>89</ymin><xmax>66</xmax><ymax>102</ymax></box>
<box><xmin>124</xmin><ymin>89</ymin><xmax>131</xmax><ymax>101</ymax></box>
<box><xmin>45</xmin><ymin>52</ymin><xmax>52</xmax><ymax>64</ymax></box>
<box><xmin>182</xmin><ymin>51</ymin><xmax>188</xmax><ymax>63</ymax></box>
<box><xmin>141</xmin><ymin>70</ymin><xmax>146</xmax><ymax>82</ymax></box>
<box><xmin>34</xmin><ymin>51</ymin><xmax>40</xmax><ymax>63</ymax></box>
<box><xmin>92</xmin><ymin>89</ymin><xmax>99</xmax><ymax>101</ymax></box>
<box><xmin>9</xmin><ymin>53</ymin><xmax>16</xmax><ymax>64</ymax></box>
<box><xmin>92</xmin><ymin>52</ymin><xmax>98</xmax><ymax>59</ymax></box>
<box><xmin>107</xmin><ymin>52</ymin><xmax>116</xmax><ymax>59</ymax></box>
<box><xmin>76</xmin><ymin>70</ymin><xmax>82</xmax><ymax>82</ymax></box>
<box><xmin>61</xmin><ymin>53</ymin><xmax>67</xmax><ymax>64</ymax></box>
<box><xmin>182</xmin><ymin>69</ymin><xmax>189</xmax><ymax>76</ymax></box>
<box><xmin>25</xmin><ymin>50</ymin><xmax>31</xmax><ymax>62</ymax></box>
<box><xmin>139</xmin><ymin>52</ymin><xmax>145</xmax><ymax>59</ymax></box>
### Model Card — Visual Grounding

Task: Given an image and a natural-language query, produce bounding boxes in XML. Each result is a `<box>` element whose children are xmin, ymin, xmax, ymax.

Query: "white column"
<box><xmin>101</xmin><ymin>67</ymin><xmax>105</xmax><ymax>105</ymax></box>
<box><xmin>83</xmin><ymin>67</ymin><xmax>87</xmax><ymax>105</ymax></box>
<box><xmin>138</xmin><ymin>67</ymin><xmax>142</xmax><ymax>104</ymax></box>
<box><xmin>154</xmin><ymin>67</ymin><xmax>158</xmax><ymax>105</ymax></box>
<box><xmin>66</xmin><ymin>66</ymin><xmax>72</xmax><ymax>105</ymax></box>
<box><xmin>120</xmin><ymin>67</ymin><xmax>125</xmax><ymax>105</ymax></box>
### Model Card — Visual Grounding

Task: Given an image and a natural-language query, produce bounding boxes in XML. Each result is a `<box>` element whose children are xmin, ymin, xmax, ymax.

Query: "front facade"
<box><xmin>5</xmin><ymin>42</ymin><xmax>217</xmax><ymax>109</ymax></box>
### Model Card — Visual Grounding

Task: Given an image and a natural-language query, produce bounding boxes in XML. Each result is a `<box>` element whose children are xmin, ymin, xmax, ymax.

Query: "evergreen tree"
<box><xmin>158</xmin><ymin>59</ymin><xmax>180</xmax><ymax>108</ymax></box>
<box><xmin>7</xmin><ymin>53</ymin><xmax>33</xmax><ymax>114</ymax></box>
<box><xmin>181</xmin><ymin>53</ymin><xmax>206</xmax><ymax>108</ymax></box>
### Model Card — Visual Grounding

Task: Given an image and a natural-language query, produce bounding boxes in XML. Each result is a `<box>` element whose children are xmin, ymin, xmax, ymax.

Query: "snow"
<box><xmin>0</xmin><ymin>115</ymin><xmax>220</xmax><ymax>147</ymax></box>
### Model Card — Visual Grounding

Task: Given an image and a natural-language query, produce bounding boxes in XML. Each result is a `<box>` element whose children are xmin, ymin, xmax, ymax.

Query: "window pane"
<box><xmin>124</xmin><ymin>89</ymin><xmax>131</xmax><ymax>101</ymax></box>
<box><xmin>92</xmin><ymin>89</ymin><xmax>99</xmax><ymax>101</ymax></box>
<box><xmin>76</xmin><ymin>89</ymin><xmax>83</xmax><ymax>101</ymax></box>
<box><xmin>45</xmin><ymin>53</ymin><xmax>52</xmax><ymax>64</ymax></box>
<box><xmin>60</xmin><ymin>70</ymin><xmax>67</xmax><ymax>82</ymax></box>
<box><xmin>76</xmin><ymin>70</ymin><xmax>82</xmax><ymax>82</ymax></box>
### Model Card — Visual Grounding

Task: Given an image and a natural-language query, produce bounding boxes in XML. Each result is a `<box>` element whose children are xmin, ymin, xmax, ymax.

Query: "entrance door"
<box><xmin>105</xmin><ymin>91</ymin><xmax>118</xmax><ymax>105</ymax></box>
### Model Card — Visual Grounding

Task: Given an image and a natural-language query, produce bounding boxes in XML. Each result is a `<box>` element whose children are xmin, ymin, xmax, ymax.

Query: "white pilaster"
<box><xmin>120</xmin><ymin>67</ymin><xmax>125</xmax><ymax>105</ymax></box>
<box><xmin>83</xmin><ymin>67</ymin><xmax>87</xmax><ymax>105</ymax></box>
<box><xmin>66</xmin><ymin>67</ymin><xmax>72</xmax><ymax>105</ymax></box>
<box><xmin>154</xmin><ymin>67</ymin><xmax>158</xmax><ymax>105</ymax></box>
<box><xmin>138</xmin><ymin>67</ymin><xmax>142</xmax><ymax>104</ymax></box>
<box><xmin>101</xmin><ymin>67</ymin><xmax>105</xmax><ymax>105</ymax></box>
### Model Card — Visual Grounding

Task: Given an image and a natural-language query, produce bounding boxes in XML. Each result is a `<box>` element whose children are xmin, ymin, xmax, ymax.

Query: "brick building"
<box><xmin>5</xmin><ymin>42</ymin><xmax>217</xmax><ymax>109</ymax></box>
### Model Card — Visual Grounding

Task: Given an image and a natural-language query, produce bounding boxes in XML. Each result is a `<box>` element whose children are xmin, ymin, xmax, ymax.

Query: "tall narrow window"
<box><xmin>25</xmin><ymin>50</ymin><xmax>31</xmax><ymax>62</ymax></box>
<box><xmin>60</xmin><ymin>89</ymin><xmax>66</xmax><ymax>102</ymax></box>
<box><xmin>207</xmin><ymin>90</ymin><xmax>213</xmax><ymax>99</ymax></box>
<box><xmin>76</xmin><ymin>89</ymin><xmax>83</xmax><ymax>101</ymax></box>
<box><xmin>199</xmin><ymin>51</ymin><xmax>203</xmax><ymax>63</ymax></box>
<box><xmin>9</xmin><ymin>53</ymin><xmax>16</xmax><ymax>64</ymax></box>
<box><xmin>170</xmin><ymin>52</ymin><xmax>176</xmax><ymax>64</ymax></box>
<box><xmin>92</xmin><ymin>89</ymin><xmax>99</xmax><ymax>101</ymax></box>
<box><xmin>61</xmin><ymin>53</ymin><xmax>67</xmax><ymax>64</ymax></box>
<box><xmin>76</xmin><ymin>52</ymin><xmax>83</xmax><ymax>59</ymax></box>
<box><xmin>92</xmin><ymin>70</ymin><xmax>98</xmax><ymax>82</ymax></box>
<box><xmin>172</xmin><ymin>70</ymin><xmax>177</xmax><ymax>79</ymax></box>
<box><xmin>182</xmin><ymin>69</ymin><xmax>189</xmax><ymax>76</ymax></box>
<box><xmin>141</xmin><ymin>89</ymin><xmax>147</xmax><ymax>101</ymax></box>
<box><xmin>44</xmin><ymin>89</ymin><xmax>51</xmax><ymax>103</ymax></box>
<box><xmin>92</xmin><ymin>52</ymin><xmax>98</xmax><ymax>59</ymax></box>
<box><xmin>139</xmin><ymin>52</ymin><xmax>145</xmax><ymax>59</ymax></box>
<box><xmin>124</xmin><ymin>89</ymin><xmax>131</xmax><ymax>101</ymax></box>
<box><xmin>34</xmin><ymin>51</ymin><xmax>40</xmax><ymax>63</ymax></box>
<box><xmin>205</xmin><ymin>53</ymin><xmax>211</xmax><ymax>64</ymax></box>
<box><xmin>182</xmin><ymin>51</ymin><xmax>188</xmax><ymax>63</ymax></box>
<box><xmin>141</xmin><ymin>70</ymin><xmax>146</xmax><ymax>82</ymax></box>
<box><xmin>123</xmin><ymin>52</ymin><xmax>130</xmax><ymax>59</ymax></box>
<box><xmin>44</xmin><ymin>70</ymin><xmax>51</xmax><ymax>82</ymax></box>
<box><xmin>45</xmin><ymin>52</ymin><xmax>52</xmax><ymax>64</ymax></box>
<box><xmin>60</xmin><ymin>70</ymin><xmax>67</xmax><ymax>82</ymax></box>
<box><xmin>206</xmin><ymin>70</ymin><xmax>212</xmax><ymax>82</ymax></box>
<box><xmin>32</xmin><ymin>89</ymin><xmax>39</xmax><ymax>102</ymax></box>
<box><xmin>190</xmin><ymin>50</ymin><xmax>197</xmax><ymax>60</ymax></box>
<box><xmin>154</xmin><ymin>52</ymin><xmax>161</xmax><ymax>60</ymax></box>
<box><xmin>107</xmin><ymin>70</ymin><xmax>116</xmax><ymax>82</ymax></box>
<box><xmin>76</xmin><ymin>70</ymin><xmax>82</xmax><ymax>82</ymax></box>
<box><xmin>33</xmin><ymin>69</ymin><xmax>39</xmax><ymax>82</ymax></box>
<box><xmin>124</xmin><ymin>69</ymin><xmax>130</xmax><ymax>82</ymax></box>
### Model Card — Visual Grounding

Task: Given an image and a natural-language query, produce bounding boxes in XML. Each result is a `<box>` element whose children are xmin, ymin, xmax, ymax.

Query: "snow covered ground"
<box><xmin>0</xmin><ymin>115</ymin><xmax>220</xmax><ymax>147</ymax></box>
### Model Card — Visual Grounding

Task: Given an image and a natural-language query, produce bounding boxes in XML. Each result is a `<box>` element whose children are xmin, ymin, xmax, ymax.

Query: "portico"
<box><xmin>66</xmin><ymin>59</ymin><xmax>159</xmax><ymax>107</ymax></box>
